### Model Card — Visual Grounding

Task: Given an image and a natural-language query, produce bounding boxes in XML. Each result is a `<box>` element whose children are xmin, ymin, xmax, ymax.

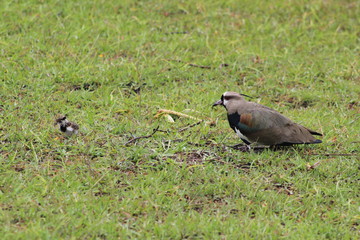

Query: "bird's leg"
<box><xmin>228</xmin><ymin>144</ymin><xmax>267</xmax><ymax>153</ymax></box>
<box><xmin>236</xmin><ymin>145</ymin><xmax>252</xmax><ymax>152</ymax></box>
<box><xmin>228</xmin><ymin>143</ymin><xmax>246</xmax><ymax>149</ymax></box>
<box><xmin>251</xmin><ymin>145</ymin><xmax>268</xmax><ymax>153</ymax></box>
<box><xmin>227</xmin><ymin>143</ymin><xmax>253</xmax><ymax>152</ymax></box>
<box><xmin>252</xmin><ymin>145</ymin><xmax>268</xmax><ymax>150</ymax></box>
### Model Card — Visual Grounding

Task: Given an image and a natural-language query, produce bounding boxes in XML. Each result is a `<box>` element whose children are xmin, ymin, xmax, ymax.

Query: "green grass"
<box><xmin>1</xmin><ymin>0</ymin><xmax>359</xmax><ymax>239</ymax></box>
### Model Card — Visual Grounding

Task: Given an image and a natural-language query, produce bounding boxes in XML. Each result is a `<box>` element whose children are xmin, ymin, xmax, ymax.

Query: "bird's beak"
<box><xmin>212</xmin><ymin>100</ymin><xmax>223</xmax><ymax>107</ymax></box>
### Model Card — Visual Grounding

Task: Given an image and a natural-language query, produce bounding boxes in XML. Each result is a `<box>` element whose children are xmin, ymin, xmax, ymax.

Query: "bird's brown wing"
<box><xmin>66</xmin><ymin>122</ymin><xmax>79</xmax><ymax>130</ymax></box>
<box><xmin>71</xmin><ymin>123</ymin><xmax>79</xmax><ymax>130</ymax></box>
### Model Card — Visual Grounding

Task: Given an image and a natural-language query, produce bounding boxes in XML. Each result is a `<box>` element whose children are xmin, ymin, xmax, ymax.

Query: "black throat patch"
<box><xmin>227</xmin><ymin>112</ymin><xmax>240</xmax><ymax>130</ymax></box>
<box><xmin>227</xmin><ymin>112</ymin><xmax>255</xmax><ymax>134</ymax></box>
<box><xmin>60</xmin><ymin>124</ymin><xmax>67</xmax><ymax>132</ymax></box>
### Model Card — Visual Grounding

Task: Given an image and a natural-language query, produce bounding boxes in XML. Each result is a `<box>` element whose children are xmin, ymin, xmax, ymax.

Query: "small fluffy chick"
<box><xmin>55</xmin><ymin>116</ymin><xmax>79</xmax><ymax>136</ymax></box>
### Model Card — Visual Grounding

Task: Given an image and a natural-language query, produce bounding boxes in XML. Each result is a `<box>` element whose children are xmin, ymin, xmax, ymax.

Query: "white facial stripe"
<box><xmin>222</xmin><ymin>92</ymin><xmax>231</xmax><ymax>107</ymax></box>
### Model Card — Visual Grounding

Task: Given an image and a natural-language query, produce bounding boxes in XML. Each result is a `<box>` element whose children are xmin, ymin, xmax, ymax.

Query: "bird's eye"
<box><xmin>224</xmin><ymin>96</ymin><xmax>231</xmax><ymax>101</ymax></box>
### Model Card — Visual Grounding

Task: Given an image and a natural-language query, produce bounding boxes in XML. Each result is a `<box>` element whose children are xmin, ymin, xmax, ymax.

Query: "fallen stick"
<box><xmin>125</xmin><ymin>126</ymin><xmax>160</xmax><ymax>145</ymax></box>
<box><xmin>154</xmin><ymin>109</ymin><xmax>215</xmax><ymax>125</ymax></box>
<box><xmin>179</xmin><ymin>121</ymin><xmax>202</xmax><ymax>132</ymax></box>
<box><xmin>306</xmin><ymin>160</ymin><xmax>322</xmax><ymax>170</ymax></box>
<box><xmin>165</xmin><ymin>31</ymin><xmax>189</xmax><ymax>35</ymax></box>
<box><xmin>167</xmin><ymin>59</ymin><xmax>212</xmax><ymax>69</ymax></box>
<box><xmin>187</xmin><ymin>63</ymin><xmax>212</xmax><ymax>69</ymax></box>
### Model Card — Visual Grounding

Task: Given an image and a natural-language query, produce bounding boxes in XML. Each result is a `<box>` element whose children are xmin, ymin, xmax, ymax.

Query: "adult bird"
<box><xmin>213</xmin><ymin>92</ymin><xmax>322</xmax><ymax>147</ymax></box>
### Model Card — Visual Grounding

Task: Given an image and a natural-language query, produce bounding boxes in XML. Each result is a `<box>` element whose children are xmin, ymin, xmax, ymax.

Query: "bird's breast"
<box><xmin>235</xmin><ymin>128</ymin><xmax>251</xmax><ymax>142</ymax></box>
<box><xmin>60</xmin><ymin>125</ymin><xmax>67</xmax><ymax>133</ymax></box>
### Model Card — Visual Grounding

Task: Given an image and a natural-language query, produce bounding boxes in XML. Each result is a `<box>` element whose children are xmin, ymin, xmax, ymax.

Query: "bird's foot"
<box><xmin>228</xmin><ymin>144</ymin><xmax>268</xmax><ymax>153</ymax></box>
<box><xmin>228</xmin><ymin>143</ymin><xmax>246</xmax><ymax>149</ymax></box>
<box><xmin>230</xmin><ymin>145</ymin><xmax>252</xmax><ymax>152</ymax></box>
<box><xmin>241</xmin><ymin>145</ymin><xmax>252</xmax><ymax>152</ymax></box>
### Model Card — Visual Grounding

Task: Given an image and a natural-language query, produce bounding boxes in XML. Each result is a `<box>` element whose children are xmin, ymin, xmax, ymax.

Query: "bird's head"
<box><xmin>213</xmin><ymin>92</ymin><xmax>249</xmax><ymax>109</ymax></box>
<box><xmin>55</xmin><ymin>115</ymin><xmax>67</xmax><ymax>125</ymax></box>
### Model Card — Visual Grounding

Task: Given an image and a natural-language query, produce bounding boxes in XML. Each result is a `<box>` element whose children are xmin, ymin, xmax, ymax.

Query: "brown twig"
<box><xmin>165</xmin><ymin>31</ymin><xmax>189</xmax><ymax>35</ymax></box>
<box><xmin>187</xmin><ymin>63</ymin><xmax>212</xmax><ymax>69</ymax></box>
<box><xmin>125</xmin><ymin>126</ymin><xmax>160</xmax><ymax>145</ymax></box>
<box><xmin>178</xmin><ymin>121</ymin><xmax>202</xmax><ymax>132</ymax></box>
<box><xmin>168</xmin><ymin>59</ymin><xmax>212</xmax><ymax>69</ymax></box>
<box><xmin>306</xmin><ymin>160</ymin><xmax>323</xmax><ymax>170</ymax></box>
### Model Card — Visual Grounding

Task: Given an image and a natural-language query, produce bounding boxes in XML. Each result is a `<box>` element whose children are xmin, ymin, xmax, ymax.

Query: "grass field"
<box><xmin>1</xmin><ymin>0</ymin><xmax>359</xmax><ymax>239</ymax></box>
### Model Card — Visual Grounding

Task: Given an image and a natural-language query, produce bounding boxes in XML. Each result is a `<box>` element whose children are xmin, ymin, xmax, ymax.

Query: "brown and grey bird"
<box><xmin>55</xmin><ymin>116</ymin><xmax>79</xmax><ymax>136</ymax></box>
<box><xmin>213</xmin><ymin>92</ymin><xmax>322</xmax><ymax>147</ymax></box>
